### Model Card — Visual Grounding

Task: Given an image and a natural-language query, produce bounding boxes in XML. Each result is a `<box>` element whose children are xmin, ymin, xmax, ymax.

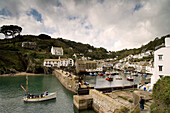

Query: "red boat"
<box><xmin>98</xmin><ymin>73</ymin><xmax>104</xmax><ymax>76</ymax></box>
<box><xmin>106</xmin><ymin>77</ymin><xmax>113</xmax><ymax>81</ymax></box>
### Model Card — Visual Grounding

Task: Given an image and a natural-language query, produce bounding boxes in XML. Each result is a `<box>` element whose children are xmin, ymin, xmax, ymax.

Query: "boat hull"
<box><xmin>127</xmin><ymin>78</ymin><xmax>134</xmax><ymax>81</ymax></box>
<box><xmin>106</xmin><ymin>77</ymin><xmax>113</xmax><ymax>81</ymax></box>
<box><xmin>24</xmin><ymin>92</ymin><xmax>56</xmax><ymax>102</ymax></box>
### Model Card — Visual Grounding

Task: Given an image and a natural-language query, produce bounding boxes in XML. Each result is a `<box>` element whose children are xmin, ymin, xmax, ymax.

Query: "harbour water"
<box><xmin>0</xmin><ymin>75</ymin><xmax>94</xmax><ymax>113</ymax></box>
<box><xmin>80</xmin><ymin>72</ymin><xmax>149</xmax><ymax>88</ymax></box>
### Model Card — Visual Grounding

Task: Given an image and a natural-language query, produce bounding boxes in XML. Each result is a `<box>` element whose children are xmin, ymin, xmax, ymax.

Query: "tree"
<box><xmin>38</xmin><ymin>34</ymin><xmax>51</xmax><ymax>39</ymax></box>
<box><xmin>0</xmin><ymin>25</ymin><xmax>22</xmax><ymax>38</ymax></box>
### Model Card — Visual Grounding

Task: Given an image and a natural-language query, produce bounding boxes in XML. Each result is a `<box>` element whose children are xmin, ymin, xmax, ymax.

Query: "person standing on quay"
<box><xmin>139</xmin><ymin>96</ymin><xmax>145</xmax><ymax>111</ymax></box>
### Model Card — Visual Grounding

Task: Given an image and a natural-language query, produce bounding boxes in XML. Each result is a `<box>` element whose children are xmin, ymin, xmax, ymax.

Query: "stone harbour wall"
<box><xmin>89</xmin><ymin>89</ymin><xmax>126</xmax><ymax>113</ymax></box>
<box><xmin>53</xmin><ymin>69</ymin><xmax>79</xmax><ymax>93</ymax></box>
<box><xmin>73</xmin><ymin>95</ymin><xmax>93</xmax><ymax>110</ymax></box>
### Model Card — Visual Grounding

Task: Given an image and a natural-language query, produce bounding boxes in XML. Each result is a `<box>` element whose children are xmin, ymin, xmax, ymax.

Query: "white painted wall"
<box><xmin>151</xmin><ymin>37</ymin><xmax>170</xmax><ymax>88</ymax></box>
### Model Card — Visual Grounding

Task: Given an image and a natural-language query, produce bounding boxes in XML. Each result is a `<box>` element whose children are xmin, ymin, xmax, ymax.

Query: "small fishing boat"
<box><xmin>83</xmin><ymin>82</ymin><xmax>89</xmax><ymax>85</ymax></box>
<box><xmin>106</xmin><ymin>76</ymin><xmax>113</xmax><ymax>81</ymax></box>
<box><xmin>93</xmin><ymin>73</ymin><xmax>97</xmax><ymax>76</ymax></box>
<box><xmin>143</xmin><ymin>74</ymin><xmax>147</xmax><ymax>77</ymax></box>
<box><xmin>21</xmin><ymin>76</ymin><xmax>56</xmax><ymax>102</ymax></box>
<box><xmin>24</xmin><ymin>91</ymin><xmax>56</xmax><ymax>102</ymax></box>
<box><xmin>98</xmin><ymin>72</ymin><xmax>104</xmax><ymax>76</ymax></box>
<box><xmin>89</xmin><ymin>72</ymin><xmax>93</xmax><ymax>76</ymax></box>
<box><xmin>126</xmin><ymin>76</ymin><xmax>134</xmax><ymax>81</ymax></box>
<box><xmin>90</xmin><ymin>72</ymin><xmax>97</xmax><ymax>76</ymax></box>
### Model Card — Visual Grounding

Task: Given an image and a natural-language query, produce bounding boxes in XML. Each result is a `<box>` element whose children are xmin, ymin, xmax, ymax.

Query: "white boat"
<box><xmin>24</xmin><ymin>92</ymin><xmax>56</xmax><ymax>102</ymax></box>
<box><xmin>127</xmin><ymin>76</ymin><xmax>134</xmax><ymax>81</ymax></box>
<box><xmin>21</xmin><ymin>76</ymin><xmax>56</xmax><ymax>102</ymax></box>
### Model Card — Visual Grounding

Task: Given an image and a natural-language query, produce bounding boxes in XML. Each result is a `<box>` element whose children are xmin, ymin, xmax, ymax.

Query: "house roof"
<box><xmin>52</xmin><ymin>46</ymin><xmax>63</xmax><ymax>50</ymax></box>
<box><xmin>44</xmin><ymin>59</ymin><xmax>60</xmax><ymax>61</ymax></box>
<box><xmin>60</xmin><ymin>58</ymin><xmax>68</xmax><ymax>61</ymax></box>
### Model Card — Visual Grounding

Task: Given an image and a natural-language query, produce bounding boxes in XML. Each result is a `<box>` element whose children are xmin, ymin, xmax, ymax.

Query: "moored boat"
<box><xmin>98</xmin><ymin>72</ymin><xmax>104</xmax><ymax>76</ymax></box>
<box><xmin>106</xmin><ymin>76</ymin><xmax>113</xmax><ymax>81</ymax></box>
<box><xmin>126</xmin><ymin>76</ymin><xmax>134</xmax><ymax>81</ymax></box>
<box><xmin>93</xmin><ymin>73</ymin><xmax>97</xmax><ymax>76</ymax></box>
<box><xmin>24</xmin><ymin>92</ymin><xmax>56</xmax><ymax>102</ymax></box>
<box><xmin>89</xmin><ymin>72</ymin><xmax>93</xmax><ymax>76</ymax></box>
<box><xmin>21</xmin><ymin>76</ymin><xmax>56</xmax><ymax>102</ymax></box>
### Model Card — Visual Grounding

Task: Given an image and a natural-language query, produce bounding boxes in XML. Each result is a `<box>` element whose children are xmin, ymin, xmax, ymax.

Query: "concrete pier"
<box><xmin>73</xmin><ymin>89</ymin><xmax>153</xmax><ymax>113</ymax></box>
<box><xmin>73</xmin><ymin>95</ymin><xmax>93</xmax><ymax>110</ymax></box>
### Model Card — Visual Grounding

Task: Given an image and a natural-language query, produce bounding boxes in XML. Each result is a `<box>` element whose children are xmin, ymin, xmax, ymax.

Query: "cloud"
<box><xmin>0</xmin><ymin>0</ymin><xmax>170</xmax><ymax>51</ymax></box>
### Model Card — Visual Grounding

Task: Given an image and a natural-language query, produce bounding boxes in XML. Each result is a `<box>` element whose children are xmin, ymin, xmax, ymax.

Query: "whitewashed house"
<box><xmin>51</xmin><ymin>46</ymin><xmax>63</xmax><ymax>55</ymax></box>
<box><xmin>43</xmin><ymin>59</ymin><xmax>60</xmax><ymax>67</ymax></box>
<box><xmin>44</xmin><ymin>58</ymin><xmax>74</xmax><ymax>67</ymax></box>
<box><xmin>88</xmin><ymin>49</ymin><xmax>93</xmax><ymax>52</ymax></box>
<box><xmin>151</xmin><ymin>37</ymin><xmax>170</xmax><ymax>88</ymax></box>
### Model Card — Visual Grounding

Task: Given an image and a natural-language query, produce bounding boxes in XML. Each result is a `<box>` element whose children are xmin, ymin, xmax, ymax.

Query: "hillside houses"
<box><xmin>113</xmin><ymin>50</ymin><xmax>154</xmax><ymax>74</ymax></box>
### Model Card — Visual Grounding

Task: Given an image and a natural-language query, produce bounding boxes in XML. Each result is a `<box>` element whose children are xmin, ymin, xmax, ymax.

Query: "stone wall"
<box><xmin>89</xmin><ymin>89</ymin><xmax>126</xmax><ymax>113</ymax></box>
<box><xmin>53</xmin><ymin>69</ymin><xmax>79</xmax><ymax>93</ymax></box>
<box><xmin>73</xmin><ymin>95</ymin><xmax>93</xmax><ymax>110</ymax></box>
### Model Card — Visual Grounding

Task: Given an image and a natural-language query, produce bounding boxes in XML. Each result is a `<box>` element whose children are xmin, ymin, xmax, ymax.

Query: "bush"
<box><xmin>151</xmin><ymin>76</ymin><xmax>170</xmax><ymax>112</ymax></box>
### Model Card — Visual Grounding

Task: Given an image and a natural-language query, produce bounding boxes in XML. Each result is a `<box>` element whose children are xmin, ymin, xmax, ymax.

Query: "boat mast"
<box><xmin>26</xmin><ymin>75</ymin><xmax>28</xmax><ymax>92</ymax></box>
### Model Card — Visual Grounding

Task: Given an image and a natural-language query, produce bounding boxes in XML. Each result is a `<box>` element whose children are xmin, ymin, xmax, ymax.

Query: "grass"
<box><xmin>118</xmin><ymin>95</ymin><xmax>128</xmax><ymax>100</ymax></box>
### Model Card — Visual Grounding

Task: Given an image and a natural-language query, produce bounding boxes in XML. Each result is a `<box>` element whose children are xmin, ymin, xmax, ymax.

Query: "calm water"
<box><xmin>80</xmin><ymin>72</ymin><xmax>149</xmax><ymax>88</ymax></box>
<box><xmin>0</xmin><ymin>75</ymin><xmax>95</xmax><ymax>113</ymax></box>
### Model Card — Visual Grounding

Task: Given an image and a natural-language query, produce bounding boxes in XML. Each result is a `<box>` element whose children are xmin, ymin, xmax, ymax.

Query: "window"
<box><xmin>158</xmin><ymin>55</ymin><xmax>163</xmax><ymax>60</ymax></box>
<box><xmin>159</xmin><ymin>75</ymin><xmax>164</xmax><ymax>78</ymax></box>
<box><xmin>159</xmin><ymin>66</ymin><xmax>163</xmax><ymax>71</ymax></box>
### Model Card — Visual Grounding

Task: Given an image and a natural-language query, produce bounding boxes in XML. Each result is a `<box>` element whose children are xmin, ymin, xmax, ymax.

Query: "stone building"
<box><xmin>75</xmin><ymin>60</ymin><xmax>97</xmax><ymax>73</ymax></box>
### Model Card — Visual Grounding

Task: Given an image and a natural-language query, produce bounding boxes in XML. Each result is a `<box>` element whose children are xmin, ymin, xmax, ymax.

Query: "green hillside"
<box><xmin>0</xmin><ymin>34</ymin><xmax>109</xmax><ymax>74</ymax></box>
<box><xmin>0</xmin><ymin>34</ymin><xmax>169</xmax><ymax>75</ymax></box>
<box><xmin>113</xmin><ymin>34</ymin><xmax>170</xmax><ymax>60</ymax></box>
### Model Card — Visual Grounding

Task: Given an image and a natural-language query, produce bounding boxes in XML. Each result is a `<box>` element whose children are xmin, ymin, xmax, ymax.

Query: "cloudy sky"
<box><xmin>0</xmin><ymin>0</ymin><xmax>170</xmax><ymax>51</ymax></box>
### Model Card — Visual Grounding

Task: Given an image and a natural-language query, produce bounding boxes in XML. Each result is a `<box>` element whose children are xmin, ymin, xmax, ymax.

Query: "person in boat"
<box><xmin>44</xmin><ymin>91</ymin><xmax>48</xmax><ymax>96</ymax></box>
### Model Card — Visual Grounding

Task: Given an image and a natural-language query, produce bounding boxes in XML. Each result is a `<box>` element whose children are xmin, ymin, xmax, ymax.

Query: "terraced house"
<box><xmin>43</xmin><ymin>58</ymin><xmax>74</xmax><ymax>68</ymax></box>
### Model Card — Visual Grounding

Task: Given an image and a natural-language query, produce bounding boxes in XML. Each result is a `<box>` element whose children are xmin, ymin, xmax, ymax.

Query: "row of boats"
<box><xmin>89</xmin><ymin>71</ymin><xmax>144</xmax><ymax>82</ymax></box>
<box><xmin>89</xmin><ymin>72</ymin><xmax>119</xmax><ymax>76</ymax></box>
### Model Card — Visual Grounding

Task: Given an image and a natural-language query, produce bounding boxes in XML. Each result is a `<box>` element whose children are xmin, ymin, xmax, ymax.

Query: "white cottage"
<box><xmin>51</xmin><ymin>46</ymin><xmax>63</xmax><ymax>56</ymax></box>
<box><xmin>151</xmin><ymin>37</ymin><xmax>170</xmax><ymax>88</ymax></box>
